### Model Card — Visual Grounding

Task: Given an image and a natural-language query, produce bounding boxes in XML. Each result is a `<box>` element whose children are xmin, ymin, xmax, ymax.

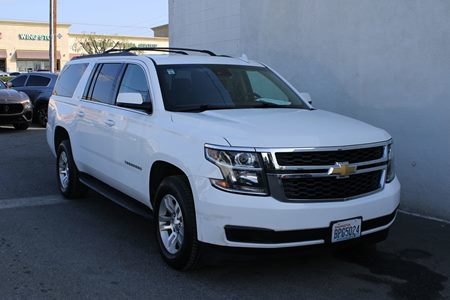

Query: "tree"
<box><xmin>72</xmin><ymin>34</ymin><xmax>130</xmax><ymax>54</ymax></box>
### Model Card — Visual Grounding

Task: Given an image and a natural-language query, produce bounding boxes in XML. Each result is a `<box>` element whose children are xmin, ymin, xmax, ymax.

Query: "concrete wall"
<box><xmin>170</xmin><ymin>0</ymin><xmax>450</xmax><ymax>220</ymax></box>
<box><xmin>169</xmin><ymin>0</ymin><xmax>241</xmax><ymax>54</ymax></box>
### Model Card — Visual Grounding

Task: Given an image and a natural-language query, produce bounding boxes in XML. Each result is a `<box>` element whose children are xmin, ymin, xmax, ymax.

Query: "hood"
<box><xmin>0</xmin><ymin>89</ymin><xmax>29</xmax><ymax>103</ymax></box>
<box><xmin>171</xmin><ymin>109</ymin><xmax>391</xmax><ymax>148</ymax></box>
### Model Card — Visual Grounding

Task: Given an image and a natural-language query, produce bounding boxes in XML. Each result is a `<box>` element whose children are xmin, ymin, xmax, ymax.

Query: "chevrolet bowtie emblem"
<box><xmin>328</xmin><ymin>162</ymin><xmax>357</xmax><ymax>177</ymax></box>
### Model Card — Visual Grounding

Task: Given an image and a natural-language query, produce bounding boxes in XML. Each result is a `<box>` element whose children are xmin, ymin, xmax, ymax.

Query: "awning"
<box><xmin>0</xmin><ymin>49</ymin><xmax>6</xmax><ymax>59</ymax></box>
<box><xmin>15</xmin><ymin>50</ymin><xmax>61</xmax><ymax>60</ymax></box>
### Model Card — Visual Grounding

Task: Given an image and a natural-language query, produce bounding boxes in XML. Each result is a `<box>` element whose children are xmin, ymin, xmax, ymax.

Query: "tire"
<box><xmin>56</xmin><ymin>140</ymin><xmax>87</xmax><ymax>199</ymax></box>
<box><xmin>154</xmin><ymin>175</ymin><xmax>202</xmax><ymax>270</ymax></box>
<box><xmin>36</xmin><ymin>104</ymin><xmax>48</xmax><ymax>127</ymax></box>
<box><xmin>13</xmin><ymin>122</ymin><xmax>29</xmax><ymax>130</ymax></box>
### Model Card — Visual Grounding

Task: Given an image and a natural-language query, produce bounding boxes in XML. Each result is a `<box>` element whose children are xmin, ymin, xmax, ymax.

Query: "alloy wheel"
<box><xmin>158</xmin><ymin>194</ymin><xmax>184</xmax><ymax>254</ymax></box>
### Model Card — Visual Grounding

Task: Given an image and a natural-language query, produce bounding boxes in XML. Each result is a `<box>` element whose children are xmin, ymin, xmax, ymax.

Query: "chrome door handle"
<box><xmin>104</xmin><ymin>119</ymin><xmax>115</xmax><ymax>127</ymax></box>
<box><xmin>77</xmin><ymin>111</ymin><xmax>85</xmax><ymax>117</ymax></box>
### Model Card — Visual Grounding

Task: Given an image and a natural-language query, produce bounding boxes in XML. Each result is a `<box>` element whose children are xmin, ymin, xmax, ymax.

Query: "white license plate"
<box><xmin>331</xmin><ymin>218</ymin><xmax>362</xmax><ymax>243</ymax></box>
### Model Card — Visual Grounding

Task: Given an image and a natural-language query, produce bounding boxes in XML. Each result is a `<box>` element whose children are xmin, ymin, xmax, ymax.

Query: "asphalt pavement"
<box><xmin>0</xmin><ymin>125</ymin><xmax>449</xmax><ymax>299</ymax></box>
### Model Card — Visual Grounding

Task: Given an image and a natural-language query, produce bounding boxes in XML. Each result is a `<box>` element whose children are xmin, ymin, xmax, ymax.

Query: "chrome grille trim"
<box><xmin>257</xmin><ymin>140</ymin><xmax>391</xmax><ymax>172</ymax></box>
<box><xmin>260</xmin><ymin>140</ymin><xmax>391</xmax><ymax>202</ymax></box>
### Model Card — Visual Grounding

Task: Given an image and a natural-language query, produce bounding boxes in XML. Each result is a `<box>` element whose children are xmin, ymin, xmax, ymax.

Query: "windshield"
<box><xmin>156</xmin><ymin>64</ymin><xmax>308</xmax><ymax>112</ymax></box>
<box><xmin>0</xmin><ymin>81</ymin><xmax>6</xmax><ymax>89</ymax></box>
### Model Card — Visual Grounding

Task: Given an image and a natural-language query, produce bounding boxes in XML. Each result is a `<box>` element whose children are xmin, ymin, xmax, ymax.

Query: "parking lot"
<box><xmin>0</xmin><ymin>126</ymin><xmax>449</xmax><ymax>299</ymax></box>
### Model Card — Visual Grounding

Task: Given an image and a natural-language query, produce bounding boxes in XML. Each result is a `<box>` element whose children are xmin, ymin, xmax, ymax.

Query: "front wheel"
<box><xmin>56</xmin><ymin>140</ymin><xmax>87</xmax><ymax>199</ymax></box>
<box><xmin>154</xmin><ymin>176</ymin><xmax>201</xmax><ymax>270</ymax></box>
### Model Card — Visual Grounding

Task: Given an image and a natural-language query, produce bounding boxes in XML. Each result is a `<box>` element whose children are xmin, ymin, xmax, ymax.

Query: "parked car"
<box><xmin>0</xmin><ymin>80</ymin><xmax>33</xmax><ymax>130</ymax></box>
<box><xmin>8</xmin><ymin>72</ymin><xmax>58</xmax><ymax>127</ymax></box>
<box><xmin>8</xmin><ymin>72</ymin><xmax>22</xmax><ymax>77</ymax></box>
<box><xmin>47</xmin><ymin>48</ymin><xmax>400</xmax><ymax>270</ymax></box>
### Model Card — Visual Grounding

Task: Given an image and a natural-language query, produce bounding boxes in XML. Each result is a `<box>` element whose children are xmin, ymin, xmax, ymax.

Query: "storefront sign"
<box><xmin>138</xmin><ymin>43</ymin><xmax>157</xmax><ymax>48</ymax></box>
<box><xmin>18</xmin><ymin>33</ymin><xmax>63</xmax><ymax>41</ymax></box>
<box><xmin>19</xmin><ymin>33</ymin><xmax>50</xmax><ymax>41</ymax></box>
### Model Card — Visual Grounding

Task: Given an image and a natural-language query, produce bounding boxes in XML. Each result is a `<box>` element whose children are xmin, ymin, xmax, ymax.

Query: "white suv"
<box><xmin>47</xmin><ymin>48</ymin><xmax>400</xmax><ymax>270</ymax></box>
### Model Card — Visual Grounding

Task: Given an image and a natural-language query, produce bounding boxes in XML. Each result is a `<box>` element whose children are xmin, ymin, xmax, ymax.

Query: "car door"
<box><xmin>23</xmin><ymin>75</ymin><xmax>52</xmax><ymax>103</ymax></box>
<box><xmin>105</xmin><ymin>63</ymin><xmax>154</xmax><ymax>203</ymax></box>
<box><xmin>76</xmin><ymin>62</ymin><xmax>125</xmax><ymax>184</ymax></box>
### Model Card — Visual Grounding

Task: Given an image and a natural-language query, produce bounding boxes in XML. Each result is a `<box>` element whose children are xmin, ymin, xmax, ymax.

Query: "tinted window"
<box><xmin>90</xmin><ymin>64</ymin><xmax>123</xmax><ymax>105</ymax></box>
<box><xmin>156</xmin><ymin>64</ymin><xmax>308</xmax><ymax>112</ymax></box>
<box><xmin>0</xmin><ymin>81</ymin><xmax>6</xmax><ymax>89</ymax></box>
<box><xmin>10</xmin><ymin>75</ymin><xmax>27</xmax><ymax>87</ymax></box>
<box><xmin>54</xmin><ymin>63</ymin><xmax>88</xmax><ymax>97</ymax></box>
<box><xmin>117</xmin><ymin>64</ymin><xmax>150</xmax><ymax>103</ymax></box>
<box><xmin>26</xmin><ymin>75</ymin><xmax>51</xmax><ymax>87</ymax></box>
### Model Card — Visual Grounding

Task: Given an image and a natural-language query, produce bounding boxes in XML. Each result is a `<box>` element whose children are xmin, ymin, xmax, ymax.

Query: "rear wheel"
<box><xmin>154</xmin><ymin>175</ymin><xmax>201</xmax><ymax>270</ymax></box>
<box><xmin>56</xmin><ymin>140</ymin><xmax>87</xmax><ymax>198</ymax></box>
<box><xmin>13</xmin><ymin>123</ymin><xmax>29</xmax><ymax>130</ymax></box>
<box><xmin>36</xmin><ymin>104</ymin><xmax>48</xmax><ymax>127</ymax></box>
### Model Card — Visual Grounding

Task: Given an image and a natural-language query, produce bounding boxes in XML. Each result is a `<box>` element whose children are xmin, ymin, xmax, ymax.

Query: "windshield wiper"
<box><xmin>176</xmin><ymin>104</ymin><xmax>236</xmax><ymax>112</ymax></box>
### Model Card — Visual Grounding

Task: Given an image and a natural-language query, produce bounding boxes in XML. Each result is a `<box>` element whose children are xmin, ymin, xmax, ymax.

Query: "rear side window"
<box><xmin>54</xmin><ymin>63</ymin><xmax>88</xmax><ymax>97</ymax></box>
<box><xmin>90</xmin><ymin>63</ymin><xmax>123</xmax><ymax>105</ymax></box>
<box><xmin>10</xmin><ymin>75</ymin><xmax>27</xmax><ymax>87</ymax></box>
<box><xmin>26</xmin><ymin>75</ymin><xmax>51</xmax><ymax>87</ymax></box>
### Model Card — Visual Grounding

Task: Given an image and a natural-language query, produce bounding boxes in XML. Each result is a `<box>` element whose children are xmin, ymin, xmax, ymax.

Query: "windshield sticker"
<box><xmin>167</xmin><ymin>69</ymin><xmax>176</xmax><ymax>75</ymax></box>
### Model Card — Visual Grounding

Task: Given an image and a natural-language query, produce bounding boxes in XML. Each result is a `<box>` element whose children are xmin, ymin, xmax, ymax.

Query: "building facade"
<box><xmin>0</xmin><ymin>20</ymin><xmax>168</xmax><ymax>72</ymax></box>
<box><xmin>169</xmin><ymin>0</ymin><xmax>450</xmax><ymax>220</ymax></box>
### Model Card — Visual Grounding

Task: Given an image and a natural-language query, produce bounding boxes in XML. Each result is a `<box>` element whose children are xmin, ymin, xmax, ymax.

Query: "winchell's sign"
<box><xmin>19</xmin><ymin>33</ymin><xmax>50</xmax><ymax>41</ymax></box>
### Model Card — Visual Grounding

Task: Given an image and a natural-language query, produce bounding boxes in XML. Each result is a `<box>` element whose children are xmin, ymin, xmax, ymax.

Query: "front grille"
<box><xmin>276</xmin><ymin>146</ymin><xmax>384</xmax><ymax>166</ymax></box>
<box><xmin>282</xmin><ymin>170</ymin><xmax>383</xmax><ymax>200</ymax></box>
<box><xmin>0</xmin><ymin>103</ymin><xmax>23</xmax><ymax>115</ymax></box>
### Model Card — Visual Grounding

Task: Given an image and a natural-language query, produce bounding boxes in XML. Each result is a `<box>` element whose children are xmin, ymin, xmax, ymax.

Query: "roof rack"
<box><xmin>71</xmin><ymin>47</ymin><xmax>218</xmax><ymax>61</ymax></box>
<box><xmin>105</xmin><ymin>47</ymin><xmax>217</xmax><ymax>56</ymax></box>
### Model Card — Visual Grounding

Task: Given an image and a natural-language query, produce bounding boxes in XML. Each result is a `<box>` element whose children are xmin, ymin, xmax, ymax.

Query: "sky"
<box><xmin>0</xmin><ymin>0</ymin><xmax>168</xmax><ymax>37</ymax></box>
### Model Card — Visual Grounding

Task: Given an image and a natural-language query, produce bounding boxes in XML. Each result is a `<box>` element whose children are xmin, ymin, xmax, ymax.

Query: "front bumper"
<box><xmin>193</xmin><ymin>176</ymin><xmax>400</xmax><ymax>248</ymax></box>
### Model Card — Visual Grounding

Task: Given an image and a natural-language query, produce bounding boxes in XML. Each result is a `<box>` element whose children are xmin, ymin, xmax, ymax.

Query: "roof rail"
<box><xmin>71</xmin><ymin>47</ymin><xmax>218</xmax><ymax>61</ymax></box>
<box><xmin>105</xmin><ymin>47</ymin><xmax>217</xmax><ymax>56</ymax></box>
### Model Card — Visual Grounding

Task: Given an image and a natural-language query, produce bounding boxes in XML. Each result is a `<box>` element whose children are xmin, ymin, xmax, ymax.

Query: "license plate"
<box><xmin>331</xmin><ymin>218</ymin><xmax>361</xmax><ymax>243</ymax></box>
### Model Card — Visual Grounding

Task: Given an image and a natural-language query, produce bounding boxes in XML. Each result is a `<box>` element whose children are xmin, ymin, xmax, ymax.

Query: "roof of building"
<box><xmin>0</xmin><ymin>19</ymin><xmax>71</xmax><ymax>27</ymax></box>
<box><xmin>68</xmin><ymin>32</ymin><xmax>168</xmax><ymax>41</ymax></box>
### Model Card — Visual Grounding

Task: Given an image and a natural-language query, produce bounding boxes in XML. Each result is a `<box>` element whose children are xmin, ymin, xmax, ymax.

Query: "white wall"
<box><xmin>170</xmin><ymin>0</ymin><xmax>450</xmax><ymax>220</ymax></box>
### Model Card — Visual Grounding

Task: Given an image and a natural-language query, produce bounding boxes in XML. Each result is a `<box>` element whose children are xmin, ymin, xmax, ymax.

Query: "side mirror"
<box><xmin>299</xmin><ymin>92</ymin><xmax>312</xmax><ymax>105</ymax></box>
<box><xmin>117</xmin><ymin>92</ymin><xmax>152</xmax><ymax>112</ymax></box>
<box><xmin>7</xmin><ymin>82</ymin><xmax>13</xmax><ymax>88</ymax></box>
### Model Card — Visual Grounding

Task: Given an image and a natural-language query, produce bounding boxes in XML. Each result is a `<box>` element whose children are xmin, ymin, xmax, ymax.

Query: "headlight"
<box><xmin>386</xmin><ymin>143</ymin><xmax>395</xmax><ymax>183</ymax></box>
<box><xmin>22</xmin><ymin>100</ymin><xmax>32</xmax><ymax>110</ymax></box>
<box><xmin>205</xmin><ymin>146</ymin><xmax>268</xmax><ymax>195</ymax></box>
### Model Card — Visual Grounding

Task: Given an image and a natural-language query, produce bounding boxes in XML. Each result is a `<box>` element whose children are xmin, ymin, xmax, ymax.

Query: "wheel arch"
<box><xmin>54</xmin><ymin>126</ymin><xmax>70</xmax><ymax>152</ymax></box>
<box><xmin>149</xmin><ymin>160</ymin><xmax>192</xmax><ymax>206</ymax></box>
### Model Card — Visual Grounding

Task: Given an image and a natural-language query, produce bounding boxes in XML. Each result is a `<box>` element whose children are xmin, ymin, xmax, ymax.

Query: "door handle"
<box><xmin>104</xmin><ymin>119</ymin><xmax>115</xmax><ymax>127</ymax></box>
<box><xmin>77</xmin><ymin>111</ymin><xmax>85</xmax><ymax>117</ymax></box>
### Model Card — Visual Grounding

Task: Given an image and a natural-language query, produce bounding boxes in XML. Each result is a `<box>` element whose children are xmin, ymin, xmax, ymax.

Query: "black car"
<box><xmin>0</xmin><ymin>80</ymin><xmax>33</xmax><ymax>130</ymax></box>
<box><xmin>8</xmin><ymin>72</ymin><xmax>58</xmax><ymax>127</ymax></box>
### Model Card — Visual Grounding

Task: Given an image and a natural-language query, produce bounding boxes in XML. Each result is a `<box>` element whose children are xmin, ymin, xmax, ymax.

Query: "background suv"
<box><xmin>47</xmin><ymin>48</ymin><xmax>400</xmax><ymax>270</ymax></box>
<box><xmin>0</xmin><ymin>80</ymin><xmax>32</xmax><ymax>130</ymax></box>
<box><xmin>9</xmin><ymin>72</ymin><xmax>58</xmax><ymax>127</ymax></box>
